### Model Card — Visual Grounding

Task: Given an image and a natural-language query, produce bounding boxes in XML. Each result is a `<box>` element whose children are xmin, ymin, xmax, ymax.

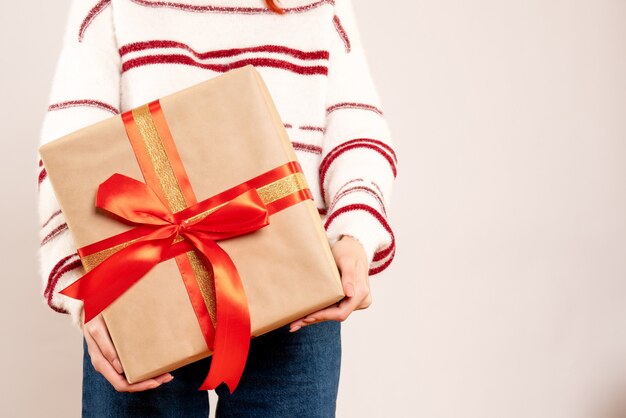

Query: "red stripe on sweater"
<box><xmin>327</xmin><ymin>102</ymin><xmax>384</xmax><ymax>116</ymax></box>
<box><xmin>332</xmin><ymin>15</ymin><xmax>351</xmax><ymax>52</ymax></box>
<box><xmin>325</xmin><ymin>203</ymin><xmax>395</xmax><ymax>263</ymax></box>
<box><xmin>326</xmin><ymin>183</ymin><xmax>391</xmax><ymax>252</ymax></box>
<box><xmin>44</xmin><ymin>253</ymin><xmax>79</xmax><ymax>298</ymax></box>
<box><xmin>328</xmin><ymin>185</ymin><xmax>387</xmax><ymax>216</ymax></box>
<box><xmin>130</xmin><ymin>0</ymin><xmax>334</xmax><ymax>14</ymax></box>
<box><xmin>369</xmin><ymin>247</ymin><xmax>395</xmax><ymax>275</ymax></box>
<box><xmin>78</xmin><ymin>0</ymin><xmax>111</xmax><ymax>42</ymax></box>
<box><xmin>40</xmin><ymin>223</ymin><xmax>68</xmax><ymax>246</ymax></box>
<box><xmin>327</xmin><ymin>138</ymin><xmax>397</xmax><ymax>163</ymax></box>
<box><xmin>46</xmin><ymin>259</ymin><xmax>83</xmax><ymax>315</ymax></box>
<box><xmin>324</xmin><ymin>177</ymin><xmax>365</xmax><ymax>208</ymax></box>
<box><xmin>41</xmin><ymin>209</ymin><xmax>62</xmax><ymax>229</ymax></box>
<box><xmin>122</xmin><ymin>54</ymin><xmax>328</xmax><ymax>76</ymax></box>
<box><xmin>299</xmin><ymin>125</ymin><xmax>325</xmax><ymax>133</ymax></box>
<box><xmin>324</xmin><ymin>203</ymin><xmax>395</xmax><ymax>274</ymax></box>
<box><xmin>372</xmin><ymin>239</ymin><xmax>394</xmax><ymax>262</ymax></box>
<box><xmin>292</xmin><ymin>141</ymin><xmax>322</xmax><ymax>154</ymax></box>
<box><xmin>334</xmin><ymin>178</ymin><xmax>364</xmax><ymax>196</ymax></box>
<box><xmin>120</xmin><ymin>41</ymin><xmax>329</xmax><ymax>61</ymax></box>
<box><xmin>48</xmin><ymin>99</ymin><xmax>119</xmax><ymax>115</ymax></box>
<box><xmin>38</xmin><ymin>168</ymin><xmax>47</xmax><ymax>187</ymax></box>
<box><xmin>48</xmin><ymin>303</ymin><xmax>69</xmax><ymax>314</ymax></box>
<box><xmin>283</xmin><ymin>124</ymin><xmax>325</xmax><ymax>133</ymax></box>
<box><xmin>370</xmin><ymin>180</ymin><xmax>386</xmax><ymax>203</ymax></box>
<box><xmin>319</xmin><ymin>141</ymin><xmax>397</xmax><ymax>203</ymax></box>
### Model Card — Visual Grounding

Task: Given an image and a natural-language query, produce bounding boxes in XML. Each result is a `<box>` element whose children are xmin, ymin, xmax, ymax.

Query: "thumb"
<box><xmin>337</xmin><ymin>256</ymin><xmax>357</xmax><ymax>298</ymax></box>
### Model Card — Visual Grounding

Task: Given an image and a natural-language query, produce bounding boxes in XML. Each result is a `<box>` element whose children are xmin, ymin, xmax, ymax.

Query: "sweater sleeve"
<box><xmin>321</xmin><ymin>0</ymin><xmax>398</xmax><ymax>275</ymax></box>
<box><xmin>37</xmin><ymin>0</ymin><xmax>120</xmax><ymax>327</ymax></box>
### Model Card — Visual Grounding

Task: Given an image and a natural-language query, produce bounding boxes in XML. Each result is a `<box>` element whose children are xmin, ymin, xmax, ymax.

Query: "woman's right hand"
<box><xmin>82</xmin><ymin>312</ymin><xmax>174</xmax><ymax>392</ymax></box>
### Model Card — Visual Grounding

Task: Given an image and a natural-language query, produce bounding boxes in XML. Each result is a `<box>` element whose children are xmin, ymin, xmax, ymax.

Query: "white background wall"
<box><xmin>2</xmin><ymin>1</ymin><xmax>626</xmax><ymax>417</ymax></box>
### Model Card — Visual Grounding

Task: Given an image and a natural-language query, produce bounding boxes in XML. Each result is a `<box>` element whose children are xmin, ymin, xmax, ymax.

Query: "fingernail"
<box><xmin>112</xmin><ymin>359</ymin><xmax>123</xmax><ymax>374</ymax></box>
<box><xmin>303</xmin><ymin>317</ymin><xmax>316</xmax><ymax>323</ymax></box>
<box><xmin>290</xmin><ymin>325</ymin><xmax>301</xmax><ymax>332</ymax></box>
<box><xmin>155</xmin><ymin>374</ymin><xmax>173</xmax><ymax>385</ymax></box>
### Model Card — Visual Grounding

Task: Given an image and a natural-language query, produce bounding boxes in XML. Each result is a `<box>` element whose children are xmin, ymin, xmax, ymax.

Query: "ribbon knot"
<box><xmin>60</xmin><ymin>172</ymin><xmax>270</xmax><ymax>392</ymax></box>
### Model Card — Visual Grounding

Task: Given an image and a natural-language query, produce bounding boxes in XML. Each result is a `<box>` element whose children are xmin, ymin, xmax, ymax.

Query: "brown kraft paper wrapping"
<box><xmin>38</xmin><ymin>65</ymin><xmax>345</xmax><ymax>384</ymax></box>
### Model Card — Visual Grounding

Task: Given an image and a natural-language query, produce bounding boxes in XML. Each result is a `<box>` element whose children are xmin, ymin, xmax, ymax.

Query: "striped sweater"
<box><xmin>37</xmin><ymin>0</ymin><xmax>398</xmax><ymax>326</ymax></box>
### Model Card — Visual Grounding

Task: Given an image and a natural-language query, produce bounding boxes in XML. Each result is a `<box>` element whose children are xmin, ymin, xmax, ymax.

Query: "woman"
<box><xmin>38</xmin><ymin>0</ymin><xmax>397</xmax><ymax>416</ymax></box>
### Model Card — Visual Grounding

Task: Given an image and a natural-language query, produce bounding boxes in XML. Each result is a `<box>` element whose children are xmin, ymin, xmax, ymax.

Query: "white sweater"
<box><xmin>37</xmin><ymin>0</ymin><xmax>398</xmax><ymax>326</ymax></box>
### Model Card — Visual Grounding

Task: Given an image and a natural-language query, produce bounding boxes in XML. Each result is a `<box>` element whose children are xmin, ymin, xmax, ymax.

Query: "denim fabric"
<box><xmin>82</xmin><ymin>320</ymin><xmax>342</xmax><ymax>417</ymax></box>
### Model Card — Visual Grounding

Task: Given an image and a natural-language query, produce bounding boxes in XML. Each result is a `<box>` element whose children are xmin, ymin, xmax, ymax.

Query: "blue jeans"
<box><xmin>82</xmin><ymin>320</ymin><xmax>342</xmax><ymax>417</ymax></box>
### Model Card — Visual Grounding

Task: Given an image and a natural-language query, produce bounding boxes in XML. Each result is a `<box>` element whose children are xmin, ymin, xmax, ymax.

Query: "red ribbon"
<box><xmin>60</xmin><ymin>173</ymin><xmax>269</xmax><ymax>392</ymax></box>
<box><xmin>58</xmin><ymin>98</ymin><xmax>313</xmax><ymax>394</ymax></box>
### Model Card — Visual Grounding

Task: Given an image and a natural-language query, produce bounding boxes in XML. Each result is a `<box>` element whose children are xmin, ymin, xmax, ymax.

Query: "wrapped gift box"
<box><xmin>38</xmin><ymin>65</ymin><xmax>344</xmax><ymax>389</ymax></box>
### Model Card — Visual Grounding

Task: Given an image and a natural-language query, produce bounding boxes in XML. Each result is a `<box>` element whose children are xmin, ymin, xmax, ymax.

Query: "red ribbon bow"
<box><xmin>60</xmin><ymin>172</ymin><xmax>270</xmax><ymax>392</ymax></box>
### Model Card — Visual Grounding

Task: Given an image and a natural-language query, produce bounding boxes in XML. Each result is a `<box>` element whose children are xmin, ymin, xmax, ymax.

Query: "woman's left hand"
<box><xmin>289</xmin><ymin>235</ymin><xmax>372</xmax><ymax>332</ymax></box>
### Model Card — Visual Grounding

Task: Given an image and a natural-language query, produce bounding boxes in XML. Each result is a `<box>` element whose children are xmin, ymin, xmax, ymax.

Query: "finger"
<box><xmin>336</xmin><ymin>256</ymin><xmax>357</xmax><ymax>298</ymax></box>
<box><xmin>289</xmin><ymin>316</ymin><xmax>306</xmax><ymax>331</ymax></box>
<box><xmin>288</xmin><ymin>315</ymin><xmax>316</xmax><ymax>328</ymax></box>
<box><xmin>289</xmin><ymin>314</ymin><xmax>320</xmax><ymax>332</ymax></box>
<box><xmin>86</xmin><ymin>331</ymin><xmax>173</xmax><ymax>392</ymax></box>
<box><xmin>354</xmin><ymin>259</ymin><xmax>372</xmax><ymax>310</ymax></box>
<box><xmin>289</xmin><ymin>268</ymin><xmax>369</xmax><ymax>332</ymax></box>
<box><xmin>86</xmin><ymin>316</ymin><xmax>123</xmax><ymax>374</ymax></box>
<box><xmin>309</xmin><ymin>260</ymin><xmax>369</xmax><ymax>323</ymax></box>
<box><xmin>122</xmin><ymin>373</ymin><xmax>174</xmax><ymax>393</ymax></box>
<box><xmin>318</xmin><ymin>296</ymin><xmax>360</xmax><ymax>322</ymax></box>
<box><xmin>289</xmin><ymin>297</ymin><xmax>345</xmax><ymax>331</ymax></box>
<box><xmin>296</xmin><ymin>293</ymin><xmax>361</xmax><ymax>327</ymax></box>
<box><xmin>289</xmin><ymin>316</ymin><xmax>321</xmax><ymax>332</ymax></box>
<box><xmin>290</xmin><ymin>245</ymin><xmax>368</xmax><ymax>332</ymax></box>
<box><xmin>288</xmin><ymin>255</ymin><xmax>357</xmax><ymax>332</ymax></box>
